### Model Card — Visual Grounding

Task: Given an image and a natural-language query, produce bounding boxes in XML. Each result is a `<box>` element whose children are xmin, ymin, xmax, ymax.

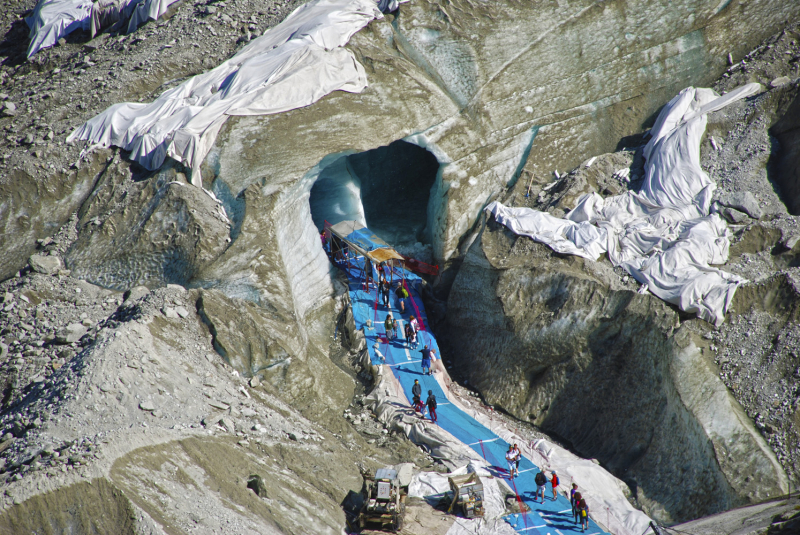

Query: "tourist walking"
<box><xmin>404</xmin><ymin>322</ymin><xmax>416</xmax><ymax>348</ymax></box>
<box><xmin>426</xmin><ymin>390</ymin><xmax>437</xmax><ymax>423</ymax></box>
<box><xmin>505</xmin><ymin>446</ymin><xmax>517</xmax><ymax>478</ymax></box>
<box><xmin>384</xmin><ymin>313</ymin><xmax>395</xmax><ymax>339</ymax></box>
<box><xmin>534</xmin><ymin>471</ymin><xmax>547</xmax><ymax>503</ymax></box>
<box><xmin>551</xmin><ymin>471</ymin><xmax>559</xmax><ymax>500</ymax></box>
<box><xmin>428</xmin><ymin>347</ymin><xmax>438</xmax><ymax>374</ymax></box>
<box><xmin>409</xmin><ymin>315</ymin><xmax>420</xmax><ymax>333</ymax></box>
<box><xmin>395</xmin><ymin>282</ymin><xmax>409</xmax><ymax>313</ymax></box>
<box><xmin>573</xmin><ymin>491</ymin><xmax>582</xmax><ymax>523</ymax></box>
<box><xmin>511</xmin><ymin>443</ymin><xmax>521</xmax><ymax>476</ymax></box>
<box><xmin>409</xmin><ymin>315</ymin><xmax>420</xmax><ymax>348</ymax></box>
<box><xmin>365</xmin><ymin>258</ymin><xmax>374</xmax><ymax>288</ymax></box>
<box><xmin>379</xmin><ymin>277</ymin><xmax>390</xmax><ymax>307</ymax></box>
<box><xmin>420</xmin><ymin>345</ymin><xmax>432</xmax><ymax>375</ymax></box>
<box><xmin>577</xmin><ymin>495</ymin><xmax>589</xmax><ymax>531</ymax></box>
<box><xmin>411</xmin><ymin>379</ymin><xmax>423</xmax><ymax>413</ymax></box>
<box><xmin>570</xmin><ymin>483</ymin><xmax>579</xmax><ymax>517</ymax></box>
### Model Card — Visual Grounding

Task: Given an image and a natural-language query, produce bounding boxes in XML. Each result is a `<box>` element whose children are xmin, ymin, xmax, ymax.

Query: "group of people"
<box><xmin>532</xmin><ymin>470</ymin><xmax>590</xmax><ymax>531</ymax></box>
<box><xmin>411</xmin><ymin>379</ymin><xmax>437</xmax><ymax>422</ymax></box>
<box><xmin>366</xmin><ymin>251</ymin><xmax>592</xmax><ymax>531</ymax></box>
<box><xmin>505</xmin><ymin>444</ymin><xmax>523</xmax><ymax>478</ymax></box>
<box><xmin>378</xmin><ymin>270</ymin><xmax>409</xmax><ymax>313</ymax></box>
<box><xmin>533</xmin><ymin>468</ymin><xmax>558</xmax><ymax>501</ymax></box>
<box><xmin>383</xmin><ymin>312</ymin><xmax>421</xmax><ymax>350</ymax></box>
<box><xmin>570</xmin><ymin>483</ymin><xmax>590</xmax><ymax>531</ymax></box>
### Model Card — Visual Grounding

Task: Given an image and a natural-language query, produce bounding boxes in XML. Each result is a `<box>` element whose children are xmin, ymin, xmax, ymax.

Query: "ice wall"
<box><xmin>309</xmin><ymin>155</ymin><xmax>367</xmax><ymax>230</ymax></box>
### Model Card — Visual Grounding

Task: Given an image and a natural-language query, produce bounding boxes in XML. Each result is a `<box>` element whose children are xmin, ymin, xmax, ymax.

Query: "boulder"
<box><xmin>56</xmin><ymin>324</ymin><xmax>87</xmax><ymax>344</ymax></box>
<box><xmin>218</xmin><ymin>417</ymin><xmax>235</xmax><ymax>433</ymax></box>
<box><xmin>770</xmin><ymin>76</ymin><xmax>791</xmax><ymax>88</ymax></box>
<box><xmin>28</xmin><ymin>254</ymin><xmax>62</xmax><ymax>275</ymax></box>
<box><xmin>782</xmin><ymin>233</ymin><xmax>800</xmax><ymax>251</ymax></box>
<box><xmin>718</xmin><ymin>191</ymin><xmax>763</xmax><ymax>220</ymax></box>
<box><xmin>207</xmin><ymin>400</ymin><xmax>230</xmax><ymax>411</ymax></box>
<box><xmin>1</xmin><ymin>102</ymin><xmax>16</xmax><ymax>117</ymax></box>
<box><xmin>721</xmin><ymin>206</ymin><xmax>751</xmax><ymax>224</ymax></box>
<box><xmin>201</xmin><ymin>413</ymin><xmax>223</xmax><ymax>427</ymax></box>
<box><xmin>123</xmin><ymin>286</ymin><xmax>149</xmax><ymax>303</ymax></box>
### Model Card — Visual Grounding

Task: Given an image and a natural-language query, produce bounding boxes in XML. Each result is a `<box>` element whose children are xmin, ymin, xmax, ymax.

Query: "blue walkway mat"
<box><xmin>333</xmin><ymin>250</ymin><xmax>609</xmax><ymax>535</ymax></box>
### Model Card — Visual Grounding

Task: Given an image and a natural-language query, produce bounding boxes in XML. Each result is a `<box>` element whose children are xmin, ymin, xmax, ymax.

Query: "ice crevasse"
<box><xmin>487</xmin><ymin>83</ymin><xmax>762</xmax><ymax>326</ymax></box>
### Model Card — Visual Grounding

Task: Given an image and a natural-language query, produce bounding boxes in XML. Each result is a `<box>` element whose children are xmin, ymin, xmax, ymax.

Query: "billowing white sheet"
<box><xmin>26</xmin><ymin>0</ymin><xmax>93</xmax><ymax>58</ymax></box>
<box><xmin>408</xmin><ymin>462</ymin><xmax>507</xmax><ymax>519</ymax></box>
<box><xmin>26</xmin><ymin>0</ymin><xmax>178</xmax><ymax>58</ymax></box>
<box><xmin>408</xmin><ymin>463</ymin><xmax>518</xmax><ymax>535</ymax></box>
<box><xmin>126</xmin><ymin>0</ymin><xmax>180</xmax><ymax>34</ymax></box>
<box><xmin>486</xmin><ymin>83</ymin><xmax>761</xmax><ymax>325</ymax></box>
<box><xmin>68</xmin><ymin>0</ymin><xmax>383</xmax><ymax>186</ymax></box>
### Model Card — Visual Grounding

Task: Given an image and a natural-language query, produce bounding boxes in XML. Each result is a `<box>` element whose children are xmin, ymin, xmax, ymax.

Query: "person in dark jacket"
<box><xmin>426</xmin><ymin>390</ymin><xmax>437</xmax><ymax>423</ymax></box>
<box><xmin>535</xmin><ymin>471</ymin><xmax>547</xmax><ymax>503</ymax></box>
<box><xmin>404</xmin><ymin>322</ymin><xmax>416</xmax><ymax>348</ymax></box>
<box><xmin>411</xmin><ymin>380</ymin><xmax>423</xmax><ymax>413</ymax></box>
<box><xmin>570</xmin><ymin>483</ymin><xmax>579</xmax><ymax>518</ymax></box>
<box><xmin>420</xmin><ymin>345</ymin><xmax>432</xmax><ymax>375</ymax></box>
<box><xmin>572</xmin><ymin>492</ymin><xmax>582</xmax><ymax>523</ymax></box>
<box><xmin>364</xmin><ymin>258</ymin><xmax>374</xmax><ymax>288</ymax></box>
<box><xmin>384</xmin><ymin>313</ymin><xmax>395</xmax><ymax>340</ymax></box>
<box><xmin>379</xmin><ymin>277</ymin><xmax>390</xmax><ymax>307</ymax></box>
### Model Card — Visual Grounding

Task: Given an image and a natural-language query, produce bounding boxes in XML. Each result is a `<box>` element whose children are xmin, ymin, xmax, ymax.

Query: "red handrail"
<box><xmin>400</xmin><ymin>254</ymin><xmax>439</xmax><ymax>277</ymax></box>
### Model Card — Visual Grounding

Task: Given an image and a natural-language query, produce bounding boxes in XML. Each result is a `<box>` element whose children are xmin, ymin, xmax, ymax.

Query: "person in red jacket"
<box><xmin>551</xmin><ymin>471</ymin><xmax>559</xmax><ymax>500</ymax></box>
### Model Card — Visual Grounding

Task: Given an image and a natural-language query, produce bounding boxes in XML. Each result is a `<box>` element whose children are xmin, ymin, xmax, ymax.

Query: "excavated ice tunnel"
<box><xmin>309</xmin><ymin>140</ymin><xmax>440</xmax><ymax>254</ymax></box>
<box><xmin>231</xmin><ymin>138</ymin><xmax>444</xmax><ymax>324</ymax></box>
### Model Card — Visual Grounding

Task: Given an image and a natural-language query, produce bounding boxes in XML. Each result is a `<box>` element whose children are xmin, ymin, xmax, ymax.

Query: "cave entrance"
<box><xmin>769</xmin><ymin>93</ymin><xmax>800</xmax><ymax>215</ymax></box>
<box><xmin>309</xmin><ymin>140</ymin><xmax>440</xmax><ymax>251</ymax></box>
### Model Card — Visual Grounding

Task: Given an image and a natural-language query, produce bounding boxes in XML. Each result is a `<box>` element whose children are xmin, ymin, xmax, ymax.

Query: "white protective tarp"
<box><xmin>126</xmin><ymin>0</ymin><xmax>181</xmax><ymax>34</ymax></box>
<box><xmin>68</xmin><ymin>0</ymin><xmax>383</xmax><ymax>186</ymax></box>
<box><xmin>408</xmin><ymin>464</ymin><xmax>517</xmax><ymax>535</ymax></box>
<box><xmin>486</xmin><ymin>83</ymin><xmax>762</xmax><ymax>326</ymax></box>
<box><xmin>408</xmin><ymin>463</ymin><xmax>507</xmax><ymax>519</ymax></box>
<box><xmin>26</xmin><ymin>0</ymin><xmax>92</xmax><ymax>58</ymax></box>
<box><xmin>26</xmin><ymin>0</ymin><xmax>178</xmax><ymax>58</ymax></box>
